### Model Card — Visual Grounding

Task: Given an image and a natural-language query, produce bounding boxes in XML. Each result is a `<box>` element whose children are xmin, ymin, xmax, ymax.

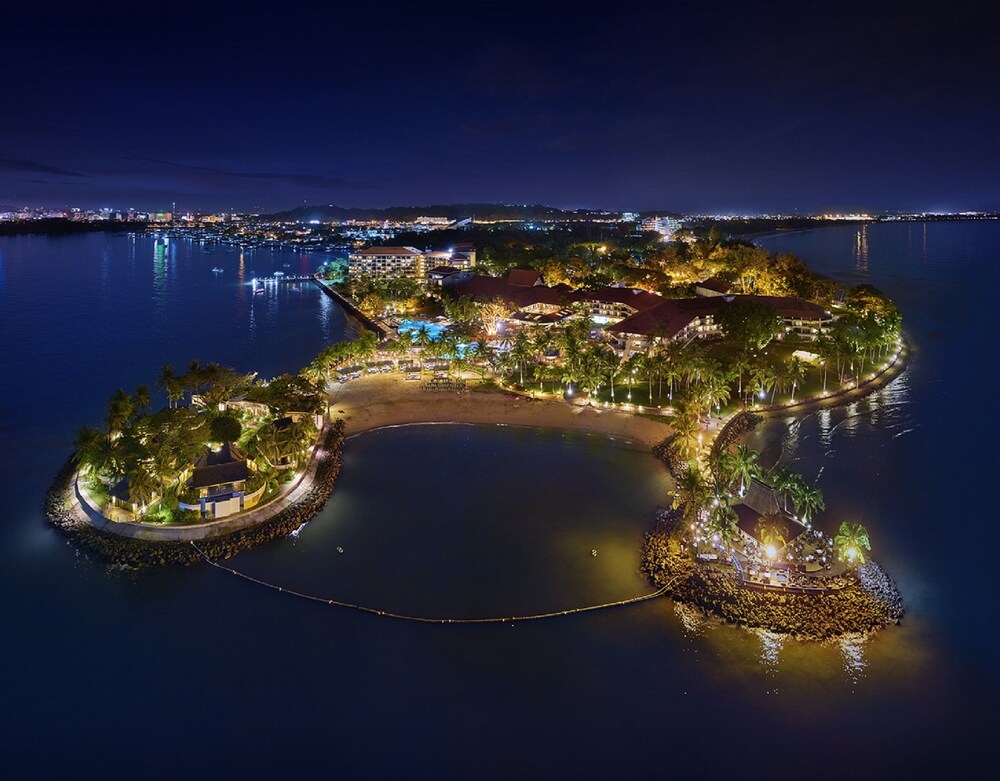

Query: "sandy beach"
<box><xmin>327</xmin><ymin>373</ymin><xmax>675</xmax><ymax>450</ymax></box>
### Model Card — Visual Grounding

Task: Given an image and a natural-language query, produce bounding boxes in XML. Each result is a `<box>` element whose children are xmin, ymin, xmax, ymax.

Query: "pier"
<box><xmin>311</xmin><ymin>277</ymin><xmax>393</xmax><ymax>340</ymax></box>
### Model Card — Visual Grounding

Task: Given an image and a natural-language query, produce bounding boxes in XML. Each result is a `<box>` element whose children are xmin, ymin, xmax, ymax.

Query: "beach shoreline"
<box><xmin>328</xmin><ymin>373</ymin><xmax>675</xmax><ymax>450</ymax></box>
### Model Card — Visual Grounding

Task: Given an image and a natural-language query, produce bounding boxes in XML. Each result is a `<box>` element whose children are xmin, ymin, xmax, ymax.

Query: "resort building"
<box><xmin>348</xmin><ymin>246</ymin><xmax>425</xmax><ymax>280</ymax></box>
<box><xmin>575</xmin><ymin>287</ymin><xmax>663</xmax><ymax>324</ymax></box>
<box><xmin>606</xmin><ymin>295</ymin><xmax>832</xmax><ymax>356</ymax></box>
<box><xmin>426</xmin><ymin>266</ymin><xmax>475</xmax><ymax>287</ymax></box>
<box><xmin>349</xmin><ymin>245</ymin><xmax>476</xmax><ymax>281</ymax></box>
<box><xmin>186</xmin><ymin>442</ymin><xmax>252</xmax><ymax>519</ymax></box>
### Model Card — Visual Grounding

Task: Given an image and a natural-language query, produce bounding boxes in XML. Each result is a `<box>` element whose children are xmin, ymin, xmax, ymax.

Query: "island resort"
<box><xmin>47</xmin><ymin>230</ymin><xmax>906</xmax><ymax>638</ymax></box>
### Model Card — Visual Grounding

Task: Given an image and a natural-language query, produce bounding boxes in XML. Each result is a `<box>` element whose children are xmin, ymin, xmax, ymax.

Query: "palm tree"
<box><xmin>510</xmin><ymin>330</ymin><xmax>533</xmax><ymax>386</ymax></box>
<box><xmin>579</xmin><ymin>346</ymin><xmax>608</xmax><ymax>399</ymax></box>
<box><xmin>698</xmin><ymin>373</ymin><xmax>732</xmax><ymax>419</ymax></box>
<box><xmin>134</xmin><ymin>384</ymin><xmax>152</xmax><ymax>417</ymax></box>
<box><xmin>731</xmin><ymin>351</ymin><xmax>751</xmax><ymax>400</ymax></box>
<box><xmin>730</xmin><ymin>444</ymin><xmax>761</xmax><ymax>496</ymax></box>
<box><xmin>798</xmin><ymin>484</ymin><xmax>825</xmax><ymax>525</ymax></box>
<box><xmin>755</xmin><ymin>515</ymin><xmax>787</xmax><ymax>551</ymax></box>
<box><xmin>670</xmin><ymin>399</ymin><xmax>702</xmax><ymax>463</ymax></box>
<box><xmin>74</xmin><ymin>426</ymin><xmax>112</xmax><ymax>480</ymax></box>
<box><xmin>674</xmin><ymin>467</ymin><xmax>709</xmax><ymax>525</ymax></box>
<box><xmin>707</xmin><ymin>502</ymin><xmax>740</xmax><ymax>553</ymax></box>
<box><xmin>814</xmin><ymin>334</ymin><xmax>835</xmax><ymax>393</ymax></box>
<box><xmin>471</xmin><ymin>339</ymin><xmax>496</xmax><ymax>379</ymax></box>
<box><xmin>767</xmin><ymin>465</ymin><xmax>800</xmax><ymax>513</ymax></box>
<box><xmin>105</xmin><ymin>388</ymin><xmax>135</xmax><ymax>434</ymax></box>
<box><xmin>158</xmin><ymin>365</ymin><xmax>183</xmax><ymax>408</ymax></box>
<box><xmin>749</xmin><ymin>364</ymin><xmax>771</xmax><ymax>406</ymax></box>
<box><xmin>834</xmin><ymin>521</ymin><xmax>871</xmax><ymax>566</ymax></box>
<box><xmin>128</xmin><ymin>464</ymin><xmax>158</xmax><ymax>516</ymax></box>
<box><xmin>785</xmin><ymin>356</ymin><xmax>807</xmax><ymax>403</ymax></box>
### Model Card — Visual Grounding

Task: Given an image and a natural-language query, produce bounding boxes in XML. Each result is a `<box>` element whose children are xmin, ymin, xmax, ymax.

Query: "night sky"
<box><xmin>2</xmin><ymin>1</ymin><xmax>997</xmax><ymax>214</ymax></box>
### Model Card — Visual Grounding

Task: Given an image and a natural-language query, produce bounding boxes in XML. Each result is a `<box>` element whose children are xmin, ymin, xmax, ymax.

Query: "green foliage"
<box><xmin>716</xmin><ymin>298</ymin><xmax>785</xmax><ymax>351</ymax></box>
<box><xmin>210</xmin><ymin>414</ymin><xmax>243</xmax><ymax>444</ymax></box>
<box><xmin>247</xmin><ymin>374</ymin><xmax>324</xmax><ymax>416</ymax></box>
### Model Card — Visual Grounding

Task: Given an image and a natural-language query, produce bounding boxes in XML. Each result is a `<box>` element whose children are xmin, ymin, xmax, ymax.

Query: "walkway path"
<box><xmin>191</xmin><ymin>541</ymin><xmax>675</xmax><ymax>624</ymax></box>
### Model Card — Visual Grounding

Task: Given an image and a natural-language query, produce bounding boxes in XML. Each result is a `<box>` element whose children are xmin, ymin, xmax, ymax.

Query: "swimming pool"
<box><xmin>397</xmin><ymin>319</ymin><xmax>448</xmax><ymax>340</ymax></box>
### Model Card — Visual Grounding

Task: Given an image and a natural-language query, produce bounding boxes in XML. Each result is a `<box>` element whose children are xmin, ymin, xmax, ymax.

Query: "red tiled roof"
<box><xmin>506</xmin><ymin>268</ymin><xmax>543</xmax><ymax>287</ymax></box>
<box><xmin>354</xmin><ymin>246</ymin><xmax>422</xmax><ymax>256</ymax></box>
<box><xmin>576</xmin><ymin>287</ymin><xmax>663</xmax><ymax>312</ymax></box>
<box><xmin>695</xmin><ymin>276</ymin><xmax>733</xmax><ymax>294</ymax></box>
<box><xmin>453</xmin><ymin>275</ymin><xmax>571</xmax><ymax>309</ymax></box>
<box><xmin>606</xmin><ymin>297</ymin><xmax>723</xmax><ymax>338</ymax></box>
<box><xmin>607</xmin><ymin>295</ymin><xmax>830</xmax><ymax>338</ymax></box>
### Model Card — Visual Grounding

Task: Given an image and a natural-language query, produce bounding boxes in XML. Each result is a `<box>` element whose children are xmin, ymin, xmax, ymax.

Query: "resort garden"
<box><xmin>664</xmin><ymin>437</ymin><xmax>874</xmax><ymax>592</ymax></box>
<box><xmin>74</xmin><ymin>361</ymin><xmax>325</xmax><ymax>524</ymax></box>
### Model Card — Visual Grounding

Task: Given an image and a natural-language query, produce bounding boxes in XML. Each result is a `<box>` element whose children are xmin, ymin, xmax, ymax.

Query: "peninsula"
<box><xmin>47</xmin><ymin>229</ymin><xmax>906</xmax><ymax>637</ymax></box>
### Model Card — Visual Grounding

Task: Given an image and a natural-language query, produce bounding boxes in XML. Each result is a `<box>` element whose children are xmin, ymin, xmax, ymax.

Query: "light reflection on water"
<box><xmin>836</xmin><ymin>633</ymin><xmax>870</xmax><ymax>686</ymax></box>
<box><xmin>673</xmin><ymin>601</ymin><xmax>707</xmax><ymax>636</ymax></box>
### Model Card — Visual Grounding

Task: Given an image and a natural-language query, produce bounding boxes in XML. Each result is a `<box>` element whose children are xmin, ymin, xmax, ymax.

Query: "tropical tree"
<box><xmin>158</xmin><ymin>364</ymin><xmax>183</xmax><ymax>408</ymax></box>
<box><xmin>674</xmin><ymin>466</ymin><xmax>709</xmax><ymax>525</ymax></box>
<box><xmin>479</xmin><ymin>298</ymin><xmax>511</xmax><ymax>337</ymax></box>
<box><xmin>785</xmin><ymin>356</ymin><xmax>807</xmax><ymax>403</ymax></box>
<box><xmin>755</xmin><ymin>514</ymin><xmax>788</xmax><ymax>557</ymax></box>
<box><xmin>706</xmin><ymin>502</ymin><xmax>740</xmax><ymax>552</ymax></box>
<box><xmin>509</xmin><ymin>330</ymin><xmax>533</xmax><ymax>386</ymax></box>
<box><xmin>74</xmin><ymin>426</ymin><xmax>113</xmax><ymax>481</ymax></box>
<box><xmin>715</xmin><ymin>298</ymin><xmax>784</xmax><ymax>351</ymax></box>
<box><xmin>134</xmin><ymin>384</ymin><xmax>152</xmax><ymax>418</ymax></box>
<box><xmin>797</xmin><ymin>484</ymin><xmax>825</xmax><ymax>525</ymax></box>
<box><xmin>729</xmin><ymin>444</ymin><xmax>761</xmax><ymax>496</ymax></box>
<box><xmin>669</xmin><ymin>399</ymin><xmax>702</xmax><ymax>463</ymax></box>
<box><xmin>767</xmin><ymin>465</ymin><xmax>804</xmax><ymax>514</ymax></box>
<box><xmin>471</xmin><ymin>339</ymin><xmax>496</xmax><ymax>379</ymax></box>
<box><xmin>105</xmin><ymin>388</ymin><xmax>135</xmax><ymax>434</ymax></box>
<box><xmin>210</xmin><ymin>414</ymin><xmax>243</xmax><ymax>444</ymax></box>
<box><xmin>834</xmin><ymin>521</ymin><xmax>871</xmax><ymax>566</ymax></box>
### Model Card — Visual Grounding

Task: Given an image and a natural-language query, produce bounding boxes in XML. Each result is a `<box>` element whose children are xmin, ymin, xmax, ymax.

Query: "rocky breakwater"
<box><xmin>45</xmin><ymin>419</ymin><xmax>347</xmax><ymax>569</ymax></box>
<box><xmin>641</xmin><ymin>507</ymin><xmax>904</xmax><ymax>640</ymax></box>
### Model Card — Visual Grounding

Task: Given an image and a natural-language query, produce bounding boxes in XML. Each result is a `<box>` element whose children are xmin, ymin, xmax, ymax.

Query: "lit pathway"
<box><xmin>191</xmin><ymin>541</ymin><xmax>676</xmax><ymax>624</ymax></box>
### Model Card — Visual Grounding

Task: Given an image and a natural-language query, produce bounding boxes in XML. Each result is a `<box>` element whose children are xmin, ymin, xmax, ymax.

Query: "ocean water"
<box><xmin>0</xmin><ymin>225</ymin><xmax>996</xmax><ymax>777</ymax></box>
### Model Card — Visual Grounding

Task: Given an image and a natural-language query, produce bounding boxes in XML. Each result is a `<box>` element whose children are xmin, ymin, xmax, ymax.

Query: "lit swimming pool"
<box><xmin>397</xmin><ymin>319</ymin><xmax>448</xmax><ymax>340</ymax></box>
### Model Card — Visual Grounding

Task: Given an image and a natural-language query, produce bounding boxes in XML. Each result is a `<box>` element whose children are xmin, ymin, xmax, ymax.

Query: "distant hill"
<box><xmin>261</xmin><ymin>203</ymin><xmax>623</xmax><ymax>223</ymax></box>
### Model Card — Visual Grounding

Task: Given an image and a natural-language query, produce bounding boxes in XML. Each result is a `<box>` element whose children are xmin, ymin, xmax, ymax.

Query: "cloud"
<box><xmin>0</xmin><ymin>157</ymin><xmax>86</xmax><ymax>177</ymax></box>
<box><xmin>127</xmin><ymin>156</ymin><xmax>374</xmax><ymax>190</ymax></box>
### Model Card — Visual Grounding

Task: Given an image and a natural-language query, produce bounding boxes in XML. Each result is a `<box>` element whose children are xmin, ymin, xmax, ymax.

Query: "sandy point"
<box><xmin>326</xmin><ymin>373</ymin><xmax>675</xmax><ymax>450</ymax></box>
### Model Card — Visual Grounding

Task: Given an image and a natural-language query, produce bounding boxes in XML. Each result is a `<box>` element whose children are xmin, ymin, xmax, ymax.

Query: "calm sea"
<box><xmin>0</xmin><ymin>225</ymin><xmax>995</xmax><ymax>778</ymax></box>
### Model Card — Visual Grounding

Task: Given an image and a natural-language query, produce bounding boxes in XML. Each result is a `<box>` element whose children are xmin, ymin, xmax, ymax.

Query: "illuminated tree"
<box><xmin>479</xmin><ymin>297</ymin><xmax>511</xmax><ymax>337</ymax></box>
<box><xmin>834</xmin><ymin>521</ymin><xmax>871</xmax><ymax>567</ymax></box>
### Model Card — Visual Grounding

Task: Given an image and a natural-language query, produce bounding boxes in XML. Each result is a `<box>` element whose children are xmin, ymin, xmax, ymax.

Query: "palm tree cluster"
<box><xmin>75</xmin><ymin>388</ymin><xmax>210</xmax><ymax>514</ymax></box>
<box><xmin>77</xmin><ymin>352</ymin><xmax>330</xmax><ymax>521</ymax></box>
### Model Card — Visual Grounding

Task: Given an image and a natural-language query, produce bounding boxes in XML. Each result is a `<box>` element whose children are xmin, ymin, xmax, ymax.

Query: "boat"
<box><xmin>211</xmin><ymin>267</ymin><xmax>223</xmax><ymax>273</ymax></box>
<box><xmin>254</xmin><ymin>288</ymin><xmax>265</xmax><ymax>295</ymax></box>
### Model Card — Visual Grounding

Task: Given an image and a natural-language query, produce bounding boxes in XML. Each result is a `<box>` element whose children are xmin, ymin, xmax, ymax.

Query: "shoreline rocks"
<box><xmin>641</xmin><ymin>506</ymin><xmax>904</xmax><ymax>640</ymax></box>
<box><xmin>45</xmin><ymin>419</ymin><xmax>346</xmax><ymax>570</ymax></box>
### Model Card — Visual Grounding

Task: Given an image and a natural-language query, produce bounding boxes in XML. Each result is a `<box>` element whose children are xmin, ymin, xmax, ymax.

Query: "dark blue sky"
<box><xmin>2</xmin><ymin>1</ymin><xmax>997</xmax><ymax>214</ymax></box>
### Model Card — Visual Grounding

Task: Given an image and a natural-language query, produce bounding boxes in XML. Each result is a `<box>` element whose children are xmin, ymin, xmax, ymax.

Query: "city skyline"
<box><xmin>2</xmin><ymin>1</ymin><xmax>997</xmax><ymax>214</ymax></box>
